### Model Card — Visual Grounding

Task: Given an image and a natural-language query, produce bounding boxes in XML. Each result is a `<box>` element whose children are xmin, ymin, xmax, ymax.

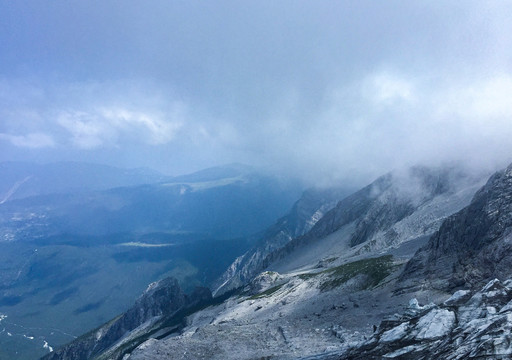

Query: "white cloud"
<box><xmin>99</xmin><ymin>107</ymin><xmax>184</xmax><ymax>145</ymax></box>
<box><xmin>437</xmin><ymin>75</ymin><xmax>512</xmax><ymax>121</ymax></box>
<box><xmin>57</xmin><ymin>106</ymin><xmax>184</xmax><ymax>149</ymax></box>
<box><xmin>0</xmin><ymin>132</ymin><xmax>55</xmax><ymax>148</ymax></box>
<box><xmin>244</xmin><ymin>70</ymin><xmax>512</xmax><ymax>185</ymax></box>
<box><xmin>57</xmin><ymin>111</ymin><xmax>115</xmax><ymax>149</ymax></box>
<box><xmin>361</xmin><ymin>72</ymin><xmax>416</xmax><ymax>105</ymax></box>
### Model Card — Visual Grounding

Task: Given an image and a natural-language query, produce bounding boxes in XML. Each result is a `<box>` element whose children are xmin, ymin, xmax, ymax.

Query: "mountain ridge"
<box><xmin>44</xmin><ymin>163</ymin><xmax>502</xmax><ymax>360</ymax></box>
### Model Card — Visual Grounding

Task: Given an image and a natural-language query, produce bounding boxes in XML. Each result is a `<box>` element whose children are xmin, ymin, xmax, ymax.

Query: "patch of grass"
<box><xmin>319</xmin><ymin>255</ymin><xmax>394</xmax><ymax>291</ymax></box>
<box><xmin>298</xmin><ymin>272</ymin><xmax>320</xmax><ymax>280</ymax></box>
<box><xmin>247</xmin><ymin>284</ymin><xmax>285</xmax><ymax>300</ymax></box>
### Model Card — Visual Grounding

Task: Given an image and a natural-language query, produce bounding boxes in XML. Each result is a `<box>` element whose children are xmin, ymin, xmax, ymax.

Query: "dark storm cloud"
<box><xmin>0</xmin><ymin>1</ymin><xmax>511</xmax><ymax>185</ymax></box>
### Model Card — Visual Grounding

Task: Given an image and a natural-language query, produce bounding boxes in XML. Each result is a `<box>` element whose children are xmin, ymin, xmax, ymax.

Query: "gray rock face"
<box><xmin>402</xmin><ymin>163</ymin><xmax>512</xmax><ymax>290</ymax></box>
<box><xmin>263</xmin><ymin>165</ymin><xmax>483</xmax><ymax>269</ymax></box>
<box><xmin>338</xmin><ymin>278</ymin><xmax>512</xmax><ymax>359</ymax></box>
<box><xmin>42</xmin><ymin>277</ymin><xmax>212</xmax><ymax>360</ymax></box>
<box><xmin>303</xmin><ymin>166</ymin><xmax>461</xmax><ymax>247</ymax></box>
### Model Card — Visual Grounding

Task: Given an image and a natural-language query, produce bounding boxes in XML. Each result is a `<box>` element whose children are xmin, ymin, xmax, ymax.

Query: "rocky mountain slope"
<box><xmin>216</xmin><ymin>165</ymin><xmax>486</xmax><ymax>295</ymax></box>
<box><xmin>401</xmin><ymin>163</ymin><xmax>512</xmax><ymax>291</ymax></box>
<box><xmin>46</xmin><ymin>164</ymin><xmax>500</xmax><ymax>360</ymax></box>
<box><xmin>214</xmin><ymin>186</ymin><xmax>352</xmax><ymax>295</ymax></box>
<box><xmin>42</xmin><ymin>278</ymin><xmax>212</xmax><ymax>360</ymax></box>
<box><xmin>262</xmin><ymin>165</ymin><xmax>486</xmax><ymax>275</ymax></box>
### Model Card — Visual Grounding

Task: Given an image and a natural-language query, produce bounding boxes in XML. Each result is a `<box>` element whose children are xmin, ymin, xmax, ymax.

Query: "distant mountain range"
<box><xmin>0</xmin><ymin>161</ymin><xmax>168</xmax><ymax>203</ymax></box>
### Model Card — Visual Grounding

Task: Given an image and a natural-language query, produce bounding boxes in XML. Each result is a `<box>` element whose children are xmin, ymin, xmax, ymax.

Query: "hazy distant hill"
<box><xmin>0</xmin><ymin>161</ymin><xmax>168</xmax><ymax>203</ymax></box>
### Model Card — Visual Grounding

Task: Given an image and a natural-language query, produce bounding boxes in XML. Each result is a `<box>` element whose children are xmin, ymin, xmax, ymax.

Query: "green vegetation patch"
<box><xmin>319</xmin><ymin>255</ymin><xmax>394</xmax><ymax>291</ymax></box>
<box><xmin>298</xmin><ymin>272</ymin><xmax>319</xmax><ymax>280</ymax></box>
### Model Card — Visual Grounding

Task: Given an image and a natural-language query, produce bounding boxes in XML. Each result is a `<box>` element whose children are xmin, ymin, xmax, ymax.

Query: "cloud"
<box><xmin>0</xmin><ymin>132</ymin><xmax>55</xmax><ymax>148</ymax></box>
<box><xmin>57</xmin><ymin>107</ymin><xmax>184</xmax><ymax>149</ymax></box>
<box><xmin>99</xmin><ymin>107</ymin><xmax>184</xmax><ymax>145</ymax></box>
<box><xmin>1</xmin><ymin>2</ymin><xmax>512</xmax><ymax>184</ymax></box>
<box><xmin>207</xmin><ymin>69</ymin><xmax>512</xmax><ymax>186</ymax></box>
<box><xmin>57</xmin><ymin>111</ymin><xmax>115</xmax><ymax>149</ymax></box>
<box><xmin>364</xmin><ymin>72</ymin><xmax>416</xmax><ymax>105</ymax></box>
<box><xmin>0</xmin><ymin>77</ymin><xmax>187</xmax><ymax>151</ymax></box>
<box><xmin>437</xmin><ymin>75</ymin><xmax>512</xmax><ymax>121</ymax></box>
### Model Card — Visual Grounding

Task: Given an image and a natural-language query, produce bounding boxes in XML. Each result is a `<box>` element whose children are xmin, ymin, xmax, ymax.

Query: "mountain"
<box><xmin>0</xmin><ymin>161</ymin><xmax>167</xmax><ymax>203</ymax></box>
<box><xmin>214</xmin><ymin>186</ymin><xmax>353</xmax><ymax>295</ymax></box>
<box><xmin>47</xmin><ymin>164</ymin><xmax>494</xmax><ymax>360</ymax></box>
<box><xmin>42</xmin><ymin>277</ymin><xmax>212</xmax><ymax>360</ymax></box>
<box><xmin>0</xmin><ymin>163</ymin><xmax>303</xmax><ymax>360</ymax></box>
<box><xmin>168</xmin><ymin>163</ymin><xmax>254</xmax><ymax>183</ymax></box>
<box><xmin>401</xmin><ymin>163</ymin><xmax>512</xmax><ymax>291</ymax></box>
<box><xmin>215</xmin><ymin>165</ymin><xmax>485</xmax><ymax>296</ymax></box>
<box><xmin>250</xmin><ymin>165</ymin><xmax>486</xmax><ymax>276</ymax></box>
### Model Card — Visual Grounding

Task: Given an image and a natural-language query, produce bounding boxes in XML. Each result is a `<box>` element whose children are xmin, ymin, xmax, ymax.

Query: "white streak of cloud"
<box><xmin>57</xmin><ymin>105</ymin><xmax>184</xmax><ymax>149</ymax></box>
<box><xmin>57</xmin><ymin>111</ymin><xmax>115</xmax><ymax>149</ymax></box>
<box><xmin>99</xmin><ymin>106</ymin><xmax>184</xmax><ymax>145</ymax></box>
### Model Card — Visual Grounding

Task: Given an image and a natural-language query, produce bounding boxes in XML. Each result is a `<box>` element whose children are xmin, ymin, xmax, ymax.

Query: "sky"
<box><xmin>1</xmin><ymin>1</ymin><xmax>512</xmax><ymax>186</ymax></box>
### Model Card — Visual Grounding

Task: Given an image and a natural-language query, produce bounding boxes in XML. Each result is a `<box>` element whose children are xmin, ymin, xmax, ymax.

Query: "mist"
<box><xmin>1</xmin><ymin>1</ymin><xmax>511</xmax><ymax>187</ymax></box>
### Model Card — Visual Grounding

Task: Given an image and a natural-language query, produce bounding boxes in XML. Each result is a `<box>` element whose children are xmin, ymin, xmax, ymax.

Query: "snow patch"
<box><xmin>43</xmin><ymin>340</ymin><xmax>54</xmax><ymax>352</ymax></box>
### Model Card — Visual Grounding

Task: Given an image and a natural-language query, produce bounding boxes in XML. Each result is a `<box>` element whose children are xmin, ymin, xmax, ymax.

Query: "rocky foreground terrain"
<box><xmin>43</xmin><ymin>163</ymin><xmax>512</xmax><ymax>360</ymax></box>
<box><xmin>339</xmin><ymin>278</ymin><xmax>512</xmax><ymax>359</ymax></box>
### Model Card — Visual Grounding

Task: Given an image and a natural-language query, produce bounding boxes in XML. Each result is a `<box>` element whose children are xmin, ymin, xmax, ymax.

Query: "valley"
<box><xmin>0</xmin><ymin>162</ymin><xmax>302</xmax><ymax>360</ymax></box>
